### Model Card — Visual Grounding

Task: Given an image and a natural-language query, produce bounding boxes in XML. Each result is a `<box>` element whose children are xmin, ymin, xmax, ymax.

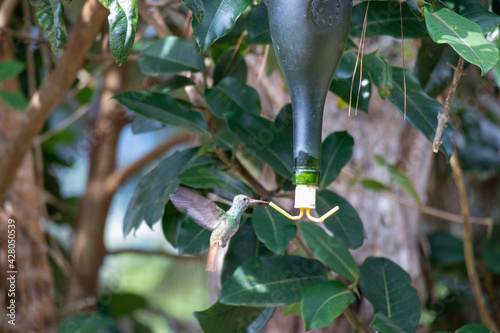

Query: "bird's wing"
<box><xmin>169</xmin><ymin>186</ymin><xmax>225</xmax><ymax>231</ymax></box>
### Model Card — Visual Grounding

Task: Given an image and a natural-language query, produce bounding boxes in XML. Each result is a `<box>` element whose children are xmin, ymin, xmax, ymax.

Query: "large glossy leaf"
<box><xmin>330</xmin><ymin>74</ymin><xmax>371</xmax><ymax>113</ymax></box>
<box><xmin>192</xmin><ymin>0</ymin><xmax>252</xmax><ymax>53</ymax></box>
<box><xmin>246</xmin><ymin>3</ymin><xmax>271</xmax><ymax>45</ymax></box>
<box><xmin>138</xmin><ymin>36</ymin><xmax>205</xmax><ymax>75</ymax></box>
<box><xmin>162</xmin><ymin>202</ymin><xmax>183</xmax><ymax>248</ymax></box>
<box><xmin>226</xmin><ymin>112</ymin><xmax>293</xmax><ymax>179</ymax></box>
<box><xmin>194</xmin><ymin>302</ymin><xmax>274</xmax><ymax>333</ymax></box>
<box><xmin>423</xmin><ymin>6</ymin><xmax>500</xmax><ymax>75</ymax></box>
<box><xmin>152</xmin><ymin>76</ymin><xmax>195</xmax><ymax>94</ymax></box>
<box><xmin>456</xmin><ymin>324</ymin><xmax>494</xmax><ymax>333</ymax></box>
<box><xmin>360</xmin><ymin>257</ymin><xmax>421</xmax><ymax>333</ymax></box>
<box><xmin>30</xmin><ymin>0</ymin><xmax>67</xmax><ymax>53</ymax></box>
<box><xmin>351</xmin><ymin>1</ymin><xmax>427</xmax><ymax>38</ymax></box>
<box><xmin>221</xmin><ymin>221</ymin><xmax>272</xmax><ymax>283</ymax></box>
<box><xmin>364</xmin><ymin>54</ymin><xmax>393</xmax><ymax>100</ymax></box>
<box><xmin>388</xmin><ymin>67</ymin><xmax>454</xmax><ymax>159</ymax></box>
<box><xmin>316</xmin><ymin>190</ymin><xmax>364</xmax><ymax>249</ymax></box>
<box><xmin>213</xmin><ymin>48</ymin><xmax>247</xmax><ymax>85</ymax></box>
<box><xmin>178</xmin><ymin>166</ymin><xmax>253</xmax><ymax>196</ymax></box>
<box><xmin>115</xmin><ymin>91</ymin><xmax>208</xmax><ymax>135</ymax></box>
<box><xmin>414</xmin><ymin>40</ymin><xmax>459</xmax><ymax>98</ymax></box>
<box><xmin>320</xmin><ymin>132</ymin><xmax>354</xmax><ymax>188</ymax></box>
<box><xmin>108</xmin><ymin>292</ymin><xmax>148</xmax><ymax>317</ymax></box>
<box><xmin>370</xmin><ymin>313</ymin><xmax>406</xmax><ymax>333</ymax></box>
<box><xmin>429</xmin><ymin>232</ymin><xmax>465</xmax><ymax>266</ymax></box>
<box><xmin>123</xmin><ymin>147</ymin><xmax>199</xmax><ymax>235</ymax></box>
<box><xmin>442</xmin><ymin>0</ymin><xmax>500</xmax><ymax>33</ymax></box>
<box><xmin>482</xmin><ymin>226</ymin><xmax>500</xmax><ymax>274</ymax></box>
<box><xmin>183</xmin><ymin>0</ymin><xmax>204</xmax><ymax>22</ymax></box>
<box><xmin>177</xmin><ymin>216</ymin><xmax>211</xmax><ymax>255</ymax></box>
<box><xmin>252</xmin><ymin>205</ymin><xmax>297</xmax><ymax>254</ymax></box>
<box><xmin>0</xmin><ymin>60</ymin><xmax>25</xmax><ymax>81</ymax></box>
<box><xmin>204</xmin><ymin>77</ymin><xmax>260</xmax><ymax>118</ymax></box>
<box><xmin>301</xmin><ymin>281</ymin><xmax>356</xmax><ymax>331</ymax></box>
<box><xmin>220</xmin><ymin>256</ymin><xmax>327</xmax><ymax>306</ymax></box>
<box><xmin>0</xmin><ymin>90</ymin><xmax>28</xmax><ymax>111</ymax></box>
<box><xmin>105</xmin><ymin>0</ymin><xmax>139</xmax><ymax>66</ymax></box>
<box><xmin>299</xmin><ymin>223</ymin><xmax>359</xmax><ymax>282</ymax></box>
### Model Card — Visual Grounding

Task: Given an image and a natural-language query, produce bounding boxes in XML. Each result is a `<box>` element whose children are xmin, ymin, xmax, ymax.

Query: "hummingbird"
<box><xmin>169</xmin><ymin>186</ymin><xmax>268</xmax><ymax>272</ymax></box>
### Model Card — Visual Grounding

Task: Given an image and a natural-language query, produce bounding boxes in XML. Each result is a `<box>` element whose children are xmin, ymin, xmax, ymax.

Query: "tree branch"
<box><xmin>104</xmin><ymin>132</ymin><xmax>193</xmax><ymax>193</ymax></box>
<box><xmin>450</xmin><ymin>150</ymin><xmax>498</xmax><ymax>331</ymax></box>
<box><xmin>343</xmin><ymin>307</ymin><xmax>369</xmax><ymax>333</ymax></box>
<box><xmin>0</xmin><ymin>0</ymin><xmax>109</xmax><ymax>202</ymax></box>
<box><xmin>107</xmin><ymin>248</ymin><xmax>204</xmax><ymax>261</ymax></box>
<box><xmin>433</xmin><ymin>57</ymin><xmax>464</xmax><ymax>153</ymax></box>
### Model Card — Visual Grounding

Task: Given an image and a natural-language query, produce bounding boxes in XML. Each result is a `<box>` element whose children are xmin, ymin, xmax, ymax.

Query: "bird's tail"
<box><xmin>206</xmin><ymin>242</ymin><xmax>219</xmax><ymax>272</ymax></box>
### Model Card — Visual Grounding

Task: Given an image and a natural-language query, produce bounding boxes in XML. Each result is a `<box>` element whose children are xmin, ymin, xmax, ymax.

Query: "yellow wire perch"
<box><xmin>268</xmin><ymin>202</ymin><xmax>339</xmax><ymax>223</ymax></box>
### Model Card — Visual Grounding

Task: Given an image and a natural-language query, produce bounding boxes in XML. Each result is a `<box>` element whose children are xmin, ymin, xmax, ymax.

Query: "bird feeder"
<box><xmin>267</xmin><ymin>0</ymin><xmax>352</xmax><ymax>222</ymax></box>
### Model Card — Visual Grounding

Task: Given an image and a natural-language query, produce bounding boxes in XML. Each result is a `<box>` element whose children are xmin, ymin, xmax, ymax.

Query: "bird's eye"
<box><xmin>244</xmin><ymin>198</ymin><xmax>248</xmax><ymax>202</ymax></box>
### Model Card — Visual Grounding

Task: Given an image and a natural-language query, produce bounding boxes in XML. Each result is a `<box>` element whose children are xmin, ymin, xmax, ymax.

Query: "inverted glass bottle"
<box><xmin>268</xmin><ymin>0</ymin><xmax>352</xmax><ymax>186</ymax></box>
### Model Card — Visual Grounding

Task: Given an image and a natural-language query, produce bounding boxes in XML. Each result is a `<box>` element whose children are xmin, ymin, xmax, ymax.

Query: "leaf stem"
<box><xmin>450</xmin><ymin>150</ymin><xmax>498</xmax><ymax>331</ymax></box>
<box><xmin>343</xmin><ymin>307</ymin><xmax>369</xmax><ymax>333</ymax></box>
<box><xmin>432</xmin><ymin>57</ymin><xmax>464</xmax><ymax>153</ymax></box>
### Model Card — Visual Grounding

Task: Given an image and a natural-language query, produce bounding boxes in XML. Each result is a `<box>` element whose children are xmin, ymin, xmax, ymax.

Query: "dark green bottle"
<box><xmin>268</xmin><ymin>0</ymin><xmax>352</xmax><ymax>186</ymax></box>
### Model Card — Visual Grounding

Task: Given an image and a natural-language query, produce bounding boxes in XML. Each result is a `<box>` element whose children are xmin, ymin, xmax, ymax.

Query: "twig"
<box><xmin>433</xmin><ymin>57</ymin><xmax>464</xmax><ymax>153</ymax></box>
<box><xmin>106</xmin><ymin>248</ymin><xmax>205</xmax><ymax>261</ymax></box>
<box><xmin>450</xmin><ymin>150</ymin><xmax>498</xmax><ymax>331</ymax></box>
<box><xmin>138</xmin><ymin>0</ymin><xmax>171</xmax><ymax>38</ymax></box>
<box><xmin>256</xmin><ymin>44</ymin><xmax>270</xmax><ymax>84</ymax></box>
<box><xmin>343</xmin><ymin>307</ymin><xmax>369</xmax><ymax>333</ymax></box>
<box><xmin>35</xmin><ymin>105</ymin><xmax>89</xmax><ymax>144</ymax></box>
<box><xmin>105</xmin><ymin>132</ymin><xmax>193</xmax><ymax>192</ymax></box>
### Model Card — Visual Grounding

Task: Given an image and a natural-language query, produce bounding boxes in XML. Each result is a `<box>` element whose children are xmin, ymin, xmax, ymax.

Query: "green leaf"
<box><xmin>213</xmin><ymin>48</ymin><xmax>248</xmax><ymax>85</ymax></box>
<box><xmin>138</xmin><ymin>36</ymin><xmax>205</xmax><ymax>75</ymax></box>
<box><xmin>115</xmin><ymin>91</ymin><xmax>208</xmax><ymax>134</ymax></box>
<box><xmin>388</xmin><ymin>67</ymin><xmax>454</xmax><ymax>159</ymax></box>
<box><xmin>162</xmin><ymin>202</ymin><xmax>183</xmax><ymax>248</ymax></box>
<box><xmin>0</xmin><ymin>60</ymin><xmax>25</xmax><ymax>82</ymax></box>
<box><xmin>387</xmin><ymin>164</ymin><xmax>421</xmax><ymax>206</ymax></box>
<box><xmin>252</xmin><ymin>205</ymin><xmax>297</xmax><ymax>254</ymax></box>
<box><xmin>194</xmin><ymin>302</ymin><xmax>274</xmax><ymax>333</ymax></box>
<box><xmin>320</xmin><ymin>131</ymin><xmax>354</xmax><ymax>188</ymax></box>
<box><xmin>330</xmin><ymin>68</ymin><xmax>371</xmax><ymax>113</ymax></box>
<box><xmin>283</xmin><ymin>302</ymin><xmax>301</xmax><ymax>316</ymax></box>
<box><xmin>204</xmin><ymin>77</ymin><xmax>260</xmax><ymax>118</ymax></box>
<box><xmin>192</xmin><ymin>0</ymin><xmax>252</xmax><ymax>53</ymax></box>
<box><xmin>246</xmin><ymin>3</ymin><xmax>271</xmax><ymax>45</ymax></box>
<box><xmin>178</xmin><ymin>166</ymin><xmax>253</xmax><ymax>196</ymax></box>
<box><xmin>177</xmin><ymin>216</ymin><xmax>211</xmax><ymax>255</ymax></box>
<box><xmin>212</xmin><ymin>126</ymin><xmax>237</xmax><ymax>150</ymax></box>
<box><xmin>360</xmin><ymin>179</ymin><xmax>391</xmax><ymax>192</ymax></box>
<box><xmin>456</xmin><ymin>324</ymin><xmax>494</xmax><ymax>333</ymax></box>
<box><xmin>423</xmin><ymin>7</ymin><xmax>500</xmax><ymax>75</ymax></box>
<box><xmin>0</xmin><ymin>90</ymin><xmax>28</xmax><ymax>111</ymax></box>
<box><xmin>123</xmin><ymin>148</ymin><xmax>199</xmax><ymax>235</ymax></box>
<box><xmin>299</xmin><ymin>223</ymin><xmax>360</xmax><ymax>282</ymax></box>
<box><xmin>370</xmin><ymin>313</ymin><xmax>406</xmax><ymax>333</ymax></box>
<box><xmin>351</xmin><ymin>1</ymin><xmax>428</xmax><ymax>38</ymax></box>
<box><xmin>301</xmin><ymin>281</ymin><xmax>356</xmax><ymax>331</ymax></box>
<box><xmin>183</xmin><ymin>0</ymin><xmax>204</xmax><ymax>22</ymax></box>
<box><xmin>107</xmin><ymin>0</ymin><xmax>139</xmax><ymax>66</ymax></box>
<box><xmin>131</xmin><ymin>115</ymin><xmax>166</xmax><ymax>134</ymax></box>
<box><xmin>222</xmin><ymin>221</ymin><xmax>272</xmax><ymax>283</ymax></box>
<box><xmin>152</xmin><ymin>76</ymin><xmax>195</xmax><ymax>93</ymax></box>
<box><xmin>429</xmin><ymin>232</ymin><xmax>465</xmax><ymax>266</ymax></box>
<box><xmin>446</xmin><ymin>0</ymin><xmax>500</xmax><ymax>33</ymax></box>
<box><xmin>414</xmin><ymin>40</ymin><xmax>459</xmax><ymax>98</ymax></box>
<box><xmin>360</xmin><ymin>257</ymin><xmax>421</xmax><ymax>333</ymax></box>
<box><xmin>227</xmin><ymin>112</ymin><xmax>293</xmax><ymax>179</ymax></box>
<box><xmin>108</xmin><ymin>292</ymin><xmax>148</xmax><ymax>317</ymax></box>
<box><xmin>481</xmin><ymin>226</ymin><xmax>500</xmax><ymax>274</ymax></box>
<box><xmin>316</xmin><ymin>190</ymin><xmax>365</xmax><ymax>249</ymax></box>
<box><xmin>30</xmin><ymin>0</ymin><xmax>68</xmax><ymax>53</ymax></box>
<box><xmin>58</xmin><ymin>313</ymin><xmax>113</xmax><ymax>333</ymax></box>
<box><xmin>364</xmin><ymin>54</ymin><xmax>394</xmax><ymax>100</ymax></box>
<box><xmin>220</xmin><ymin>256</ymin><xmax>327</xmax><ymax>306</ymax></box>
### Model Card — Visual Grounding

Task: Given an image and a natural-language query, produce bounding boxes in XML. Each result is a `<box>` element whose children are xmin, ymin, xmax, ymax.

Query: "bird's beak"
<box><xmin>249</xmin><ymin>199</ymin><xmax>268</xmax><ymax>204</ymax></box>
